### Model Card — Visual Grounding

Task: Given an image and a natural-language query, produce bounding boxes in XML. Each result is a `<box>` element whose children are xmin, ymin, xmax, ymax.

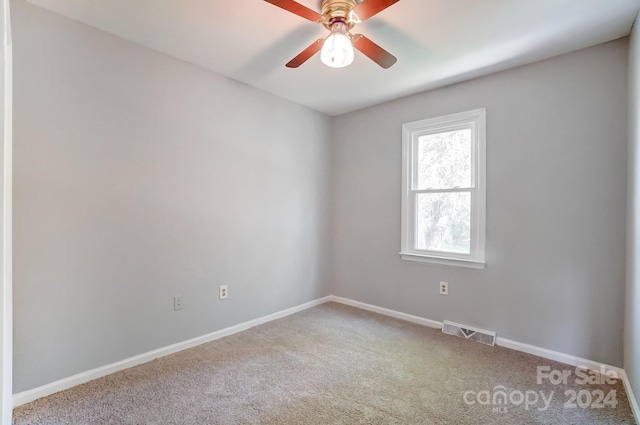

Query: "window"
<box><xmin>400</xmin><ymin>108</ymin><xmax>486</xmax><ymax>268</ymax></box>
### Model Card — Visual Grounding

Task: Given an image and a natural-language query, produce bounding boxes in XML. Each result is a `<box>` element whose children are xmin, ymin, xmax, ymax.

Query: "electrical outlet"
<box><xmin>439</xmin><ymin>282</ymin><xmax>449</xmax><ymax>296</ymax></box>
<box><xmin>219</xmin><ymin>285</ymin><xmax>228</xmax><ymax>300</ymax></box>
<box><xmin>174</xmin><ymin>296</ymin><xmax>184</xmax><ymax>310</ymax></box>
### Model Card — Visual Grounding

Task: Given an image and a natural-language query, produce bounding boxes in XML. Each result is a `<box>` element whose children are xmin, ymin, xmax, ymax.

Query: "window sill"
<box><xmin>399</xmin><ymin>252</ymin><xmax>486</xmax><ymax>269</ymax></box>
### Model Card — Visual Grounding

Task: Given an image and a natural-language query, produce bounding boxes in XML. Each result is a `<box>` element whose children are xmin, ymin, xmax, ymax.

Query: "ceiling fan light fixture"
<box><xmin>267</xmin><ymin>0</ymin><xmax>399</xmax><ymax>69</ymax></box>
<box><xmin>320</xmin><ymin>22</ymin><xmax>354</xmax><ymax>68</ymax></box>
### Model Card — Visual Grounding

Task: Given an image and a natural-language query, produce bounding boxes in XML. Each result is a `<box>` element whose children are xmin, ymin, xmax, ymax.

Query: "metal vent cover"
<box><xmin>442</xmin><ymin>320</ymin><xmax>496</xmax><ymax>346</ymax></box>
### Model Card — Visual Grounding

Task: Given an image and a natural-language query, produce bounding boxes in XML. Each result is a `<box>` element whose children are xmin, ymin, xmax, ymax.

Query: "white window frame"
<box><xmin>400</xmin><ymin>108</ymin><xmax>486</xmax><ymax>269</ymax></box>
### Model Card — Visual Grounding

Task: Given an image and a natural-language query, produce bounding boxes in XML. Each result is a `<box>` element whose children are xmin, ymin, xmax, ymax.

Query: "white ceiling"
<box><xmin>25</xmin><ymin>0</ymin><xmax>640</xmax><ymax>116</ymax></box>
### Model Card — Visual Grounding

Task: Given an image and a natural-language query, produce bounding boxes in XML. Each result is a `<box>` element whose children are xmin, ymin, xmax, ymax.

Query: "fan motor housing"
<box><xmin>321</xmin><ymin>0</ymin><xmax>358</xmax><ymax>28</ymax></box>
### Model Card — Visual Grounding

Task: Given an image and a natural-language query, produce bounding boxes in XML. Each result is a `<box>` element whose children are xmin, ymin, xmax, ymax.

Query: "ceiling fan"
<box><xmin>264</xmin><ymin>0</ymin><xmax>400</xmax><ymax>69</ymax></box>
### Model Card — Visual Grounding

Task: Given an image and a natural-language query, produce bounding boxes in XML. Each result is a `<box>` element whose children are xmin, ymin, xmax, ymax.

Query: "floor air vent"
<box><xmin>442</xmin><ymin>320</ymin><xmax>496</xmax><ymax>346</ymax></box>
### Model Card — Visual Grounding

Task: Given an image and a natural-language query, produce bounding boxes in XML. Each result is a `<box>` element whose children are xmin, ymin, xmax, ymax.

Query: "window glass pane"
<box><xmin>416</xmin><ymin>192</ymin><xmax>471</xmax><ymax>254</ymax></box>
<box><xmin>416</xmin><ymin>129</ymin><xmax>471</xmax><ymax>190</ymax></box>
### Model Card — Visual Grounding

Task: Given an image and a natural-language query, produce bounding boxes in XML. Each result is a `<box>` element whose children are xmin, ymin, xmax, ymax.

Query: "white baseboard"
<box><xmin>13</xmin><ymin>296</ymin><xmax>332</xmax><ymax>407</ymax></box>
<box><xmin>328</xmin><ymin>296</ymin><xmax>443</xmax><ymax>329</ymax></box>
<box><xmin>620</xmin><ymin>369</ymin><xmax>640</xmax><ymax>422</ymax></box>
<box><xmin>495</xmin><ymin>336</ymin><xmax>625</xmax><ymax>376</ymax></box>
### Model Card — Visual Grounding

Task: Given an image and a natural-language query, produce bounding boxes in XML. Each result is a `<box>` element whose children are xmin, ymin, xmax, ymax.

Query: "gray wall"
<box><xmin>331</xmin><ymin>40</ymin><xmax>628</xmax><ymax>367</ymax></box>
<box><xmin>626</xmin><ymin>12</ymin><xmax>640</xmax><ymax>408</ymax></box>
<box><xmin>12</xmin><ymin>0</ymin><xmax>331</xmax><ymax>392</ymax></box>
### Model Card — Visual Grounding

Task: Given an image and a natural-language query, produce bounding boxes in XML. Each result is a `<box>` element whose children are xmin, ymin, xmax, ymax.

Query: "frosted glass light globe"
<box><xmin>321</xmin><ymin>33</ymin><xmax>354</xmax><ymax>68</ymax></box>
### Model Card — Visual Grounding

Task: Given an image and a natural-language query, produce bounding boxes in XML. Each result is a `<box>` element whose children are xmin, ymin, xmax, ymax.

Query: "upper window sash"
<box><xmin>410</xmin><ymin>122</ymin><xmax>477</xmax><ymax>192</ymax></box>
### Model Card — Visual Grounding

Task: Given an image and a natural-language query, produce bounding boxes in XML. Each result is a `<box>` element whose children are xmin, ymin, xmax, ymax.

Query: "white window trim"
<box><xmin>400</xmin><ymin>108</ymin><xmax>486</xmax><ymax>269</ymax></box>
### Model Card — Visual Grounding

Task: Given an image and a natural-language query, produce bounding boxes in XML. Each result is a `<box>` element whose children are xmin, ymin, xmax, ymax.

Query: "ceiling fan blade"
<box><xmin>351</xmin><ymin>34</ymin><xmax>397</xmax><ymax>69</ymax></box>
<box><xmin>264</xmin><ymin>0</ymin><xmax>323</xmax><ymax>22</ymax></box>
<box><xmin>286</xmin><ymin>39</ymin><xmax>325</xmax><ymax>68</ymax></box>
<box><xmin>352</xmin><ymin>0</ymin><xmax>399</xmax><ymax>21</ymax></box>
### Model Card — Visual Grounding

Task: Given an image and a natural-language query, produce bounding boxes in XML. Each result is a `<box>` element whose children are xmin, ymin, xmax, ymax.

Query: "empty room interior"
<box><xmin>2</xmin><ymin>0</ymin><xmax>640</xmax><ymax>423</ymax></box>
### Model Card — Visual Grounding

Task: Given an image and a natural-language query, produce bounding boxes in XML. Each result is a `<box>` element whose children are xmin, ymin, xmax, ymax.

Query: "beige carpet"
<box><xmin>13</xmin><ymin>302</ymin><xmax>637</xmax><ymax>424</ymax></box>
